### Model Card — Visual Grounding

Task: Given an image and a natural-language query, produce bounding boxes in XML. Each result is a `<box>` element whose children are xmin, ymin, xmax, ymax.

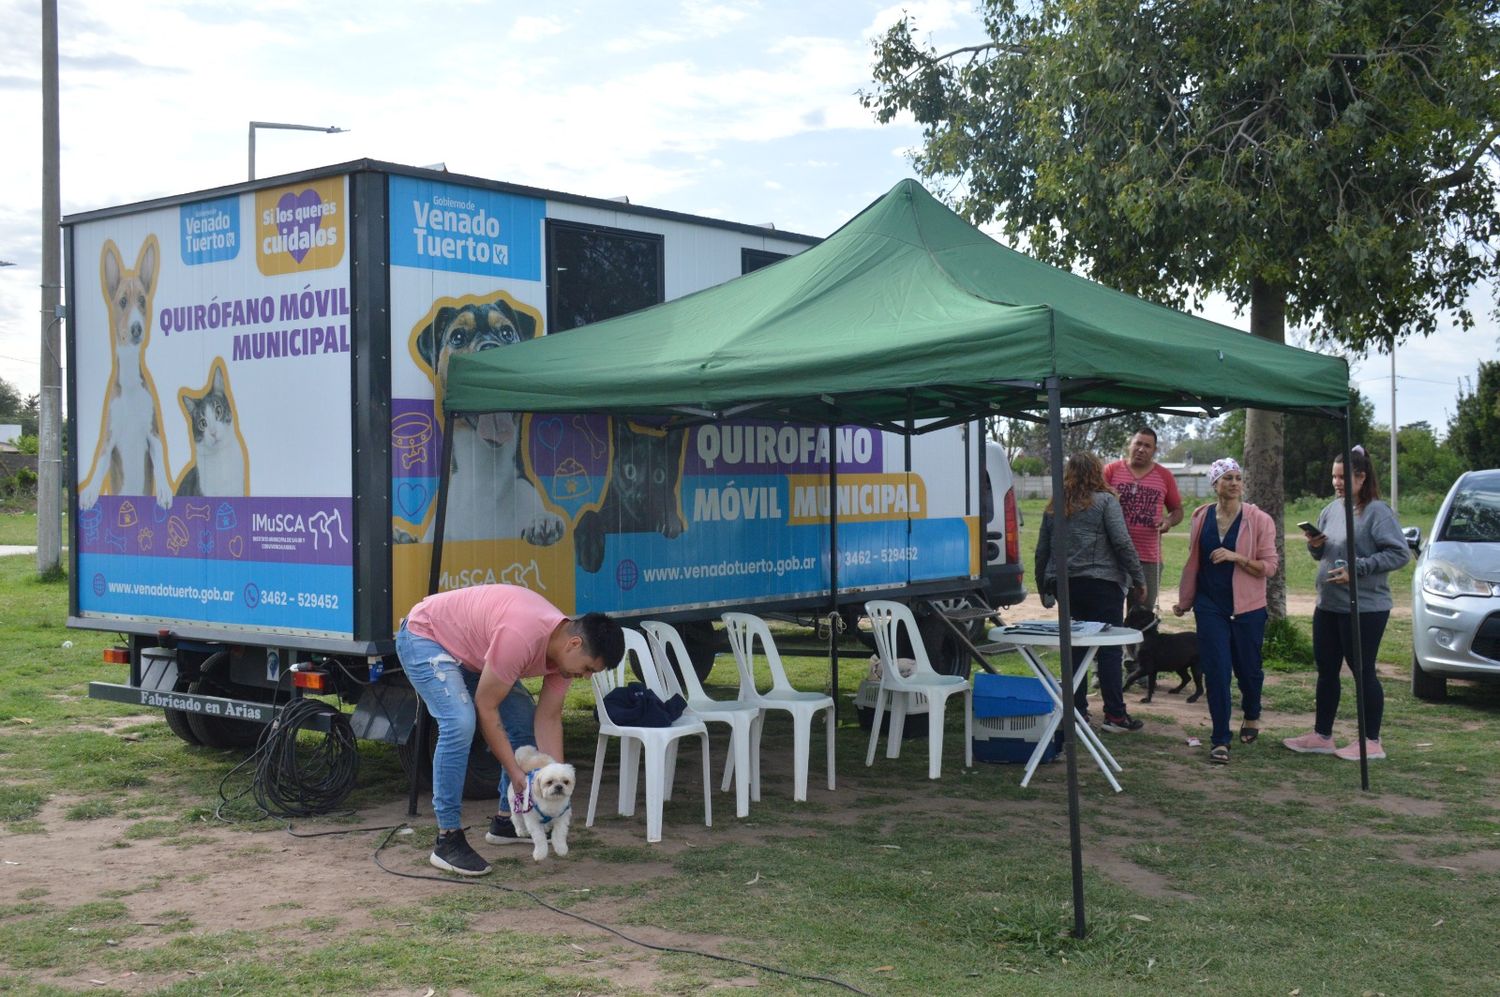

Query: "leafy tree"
<box><xmin>0</xmin><ymin>377</ymin><xmax>38</xmax><ymax>437</ymax></box>
<box><xmin>864</xmin><ymin>0</ymin><xmax>1500</xmax><ymax>615</ymax></box>
<box><xmin>1393</xmin><ymin>420</ymin><xmax>1465</xmax><ymax>497</ymax></box>
<box><xmin>1449</xmin><ymin>361</ymin><xmax>1500</xmax><ymax>472</ymax></box>
<box><xmin>1282</xmin><ymin>390</ymin><xmax>1377</xmax><ymax>500</ymax></box>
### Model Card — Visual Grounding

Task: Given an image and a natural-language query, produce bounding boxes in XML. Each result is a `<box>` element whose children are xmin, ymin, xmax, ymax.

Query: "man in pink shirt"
<box><xmin>397</xmin><ymin>584</ymin><xmax>624</xmax><ymax>876</ymax></box>
<box><xmin>1103</xmin><ymin>427</ymin><xmax>1184</xmax><ymax>615</ymax></box>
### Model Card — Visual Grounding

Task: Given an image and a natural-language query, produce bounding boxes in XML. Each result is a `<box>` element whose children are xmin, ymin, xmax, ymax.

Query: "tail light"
<box><xmin>1003</xmin><ymin>489</ymin><xmax>1021</xmax><ymax>565</ymax></box>
<box><xmin>103</xmin><ymin>646</ymin><xmax>130</xmax><ymax>664</ymax></box>
<box><xmin>292</xmin><ymin>667</ymin><xmax>329</xmax><ymax>692</ymax></box>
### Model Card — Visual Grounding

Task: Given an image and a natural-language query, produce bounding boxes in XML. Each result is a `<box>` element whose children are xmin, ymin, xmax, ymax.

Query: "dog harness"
<box><xmin>511</xmin><ymin>770</ymin><xmax>569</xmax><ymax>825</ymax></box>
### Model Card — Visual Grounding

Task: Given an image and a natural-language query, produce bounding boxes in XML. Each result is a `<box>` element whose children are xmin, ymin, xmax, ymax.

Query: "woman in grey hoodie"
<box><xmin>1284</xmin><ymin>447</ymin><xmax>1409</xmax><ymax>761</ymax></box>
<box><xmin>1035</xmin><ymin>452</ymin><xmax>1147</xmax><ymax>732</ymax></box>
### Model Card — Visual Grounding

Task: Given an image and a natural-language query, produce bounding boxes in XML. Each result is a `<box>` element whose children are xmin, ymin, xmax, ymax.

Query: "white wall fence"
<box><xmin>1016</xmin><ymin>472</ymin><xmax>1216</xmax><ymax>501</ymax></box>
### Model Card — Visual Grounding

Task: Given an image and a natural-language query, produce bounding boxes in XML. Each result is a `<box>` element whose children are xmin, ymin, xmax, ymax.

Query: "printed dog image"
<box><xmin>574</xmin><ymin>420</ymin><xmax>686</xmax><ymax>572</ymax></box>
<box><xmin>511</xmin><ymin>745</ymin><xmax>575</xmax><ymax>861</ymax></box>
<box><xmin>403</xmin><ymin>297</ymin><xmax>564</xmax><ymax>545</ymax></box>
<box><xmin>1122</xmin><ymin>606</ymin><xmax>1204</xmax><ymax>704</ymax></box>
<box><xmin>79</xmin><ymin>236</ymin><xmax>173</xmax><ymax>510</ymax></box>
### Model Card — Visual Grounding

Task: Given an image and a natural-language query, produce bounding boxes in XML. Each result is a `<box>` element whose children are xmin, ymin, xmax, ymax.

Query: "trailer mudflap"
<box><xmin>349</xmin><ymin>683</ymin><xmax>420</xmax><ymax>745</ymax></box>
<box><xmin>138</xmin><ymin>647</ymin><xmax>182</xmax><ymax>693</ymax></box>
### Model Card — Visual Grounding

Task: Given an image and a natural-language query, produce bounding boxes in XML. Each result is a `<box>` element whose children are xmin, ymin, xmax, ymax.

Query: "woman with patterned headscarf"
<box><xmin>1173</xmin><ymin>457</ymin><xmax>1279</xmax><ymax>765</ymax></box>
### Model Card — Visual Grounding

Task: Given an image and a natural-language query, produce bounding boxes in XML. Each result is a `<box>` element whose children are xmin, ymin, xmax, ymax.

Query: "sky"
<box><xmin>0</xmin><ymin>0</ymin><xmax>1493</xmax><ymax>438</ymax></box>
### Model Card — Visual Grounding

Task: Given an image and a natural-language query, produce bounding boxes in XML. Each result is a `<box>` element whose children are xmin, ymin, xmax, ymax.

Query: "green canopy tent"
<box><xmin>436</xmin><ymin>179</ymin><xmax>1369</xmax><ymax>935</ymax></box>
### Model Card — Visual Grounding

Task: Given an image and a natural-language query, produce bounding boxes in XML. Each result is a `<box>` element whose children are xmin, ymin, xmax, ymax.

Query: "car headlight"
<box><xmin>1421</xmin><ymin>560</ymin><xmax>1496</xmax><ymax>598</ymax></box>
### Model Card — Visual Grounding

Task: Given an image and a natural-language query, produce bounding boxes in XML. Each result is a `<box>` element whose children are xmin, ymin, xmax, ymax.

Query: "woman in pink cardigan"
<box><xmin>1173</xmin><ymin>458</ymin><xmax>1279</xmax><ymax>764</ymax></box>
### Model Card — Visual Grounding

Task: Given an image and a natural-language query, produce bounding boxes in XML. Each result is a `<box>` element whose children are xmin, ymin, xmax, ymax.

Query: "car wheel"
<box><xmin>1411</xmin><ymin>652</ymin><xmax>1447</xmax><ymax>702</ymax></box>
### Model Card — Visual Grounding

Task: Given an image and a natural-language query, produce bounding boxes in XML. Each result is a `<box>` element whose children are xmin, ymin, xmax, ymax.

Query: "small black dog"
<box><xmin>1122</xmin><ymin>606</ymin><xmax>1203</xmax><ymax>704</ymax></box>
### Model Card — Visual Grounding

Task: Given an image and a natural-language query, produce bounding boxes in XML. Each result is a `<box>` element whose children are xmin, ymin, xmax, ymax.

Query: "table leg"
<box><xmin>1015</xmin><ymin>646</ymin><xmax>1123</xmax><ymax>792</ymax></box>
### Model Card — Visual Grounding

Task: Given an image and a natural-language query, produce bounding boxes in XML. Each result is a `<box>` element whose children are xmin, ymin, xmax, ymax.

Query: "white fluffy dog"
<box><xmin>511</xmin><ymin>745</ymin><xmax>575</xmax><ymax>861</ymax></box>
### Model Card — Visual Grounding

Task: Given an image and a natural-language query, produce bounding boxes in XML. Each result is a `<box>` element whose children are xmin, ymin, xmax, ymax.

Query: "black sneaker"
<box><xmin>485</xmin><ymin>813</ymin><xmax>526</xmax><ymax>845</ymax></box>
<box><xmin>429</xmin><ymin>828</ymin><xmax>491</xmax><ymax>876</ymax></box>
<box><xmin>1101</xmin><ymin>713</ymin><xmax>1144</xmax><ymax>733</ymax></box>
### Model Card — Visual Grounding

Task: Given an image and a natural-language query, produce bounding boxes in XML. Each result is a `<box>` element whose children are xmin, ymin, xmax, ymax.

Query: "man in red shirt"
<box><xmin>397</xmin><ymin>584</ymin><xmax>624</xmax><ymax>875</ymax></box>
<box><xmin>1103</xmin><ymin>427</ymin><xmax>1184</xmax><ymax>616</ymax></box>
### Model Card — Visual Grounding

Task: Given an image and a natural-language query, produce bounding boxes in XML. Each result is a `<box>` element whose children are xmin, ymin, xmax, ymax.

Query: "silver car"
<box><xmin>1411</xmin><ymin>468</ymin><xmax>1500</xmax><ymax>699</ymax></box>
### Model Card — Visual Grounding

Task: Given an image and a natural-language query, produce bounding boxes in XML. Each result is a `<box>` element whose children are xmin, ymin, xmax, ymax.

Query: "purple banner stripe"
<box><xmin>75</xmin><ymin>496</ymin><xmax>353</xmax><ymax>566</ymax></box>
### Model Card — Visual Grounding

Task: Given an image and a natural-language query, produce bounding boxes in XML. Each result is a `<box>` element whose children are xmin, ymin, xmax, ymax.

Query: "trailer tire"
<box><xmin>162</xmin><ymin>681</ymin><xmax>203</xmax><ymax>746</ymax></box>
<box><xmin>184</xmin><ymin>655</ymin><xmax>264</xmax><ymax>750</ymax></box>
<box><xmin>396</xmin><ymin>727</ymin><xmax>504</xmax><ymax>801</ymax></box>
<box><xmin>918</xmin><ymin>610</ymin><xmax>972</xmax><ymax>678</ymax></box>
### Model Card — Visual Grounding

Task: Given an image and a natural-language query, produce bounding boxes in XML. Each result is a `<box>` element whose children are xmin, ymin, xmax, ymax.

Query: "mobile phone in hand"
<box><xmin>1298</xmin><ymin>521</ymin><xmax>1322</xmax><ymax>537</ymax></box>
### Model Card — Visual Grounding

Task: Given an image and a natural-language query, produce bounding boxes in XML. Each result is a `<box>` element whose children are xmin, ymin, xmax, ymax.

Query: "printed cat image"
<box><xmin>574</xmin><ymin>421</ymin><xmax>686</xmax><ymax>572</ymax></box>
<box><xmin>174</xmin><ymin>360</ymin><xmax>249</xmax><ymax>497</ymax></box>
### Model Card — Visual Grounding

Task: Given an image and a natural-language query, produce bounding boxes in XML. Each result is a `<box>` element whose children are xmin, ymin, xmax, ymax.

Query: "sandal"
<box><xmin>1239</xmin><ymin>725</ymin><xmax>1260</xmax><ymax>745</ymax></box>
<box><xmin>1209</xmin><ymin>745</ymin><xmax>1230</xmax><ymax>765</ymax></box>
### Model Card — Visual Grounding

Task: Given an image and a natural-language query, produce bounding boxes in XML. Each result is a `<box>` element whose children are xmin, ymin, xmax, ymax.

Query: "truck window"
<box><xmin>741</xmin><ymin>248</ymin><xmax>788</xmax><ymax>274</ymax></box>
<box><xmin>546</xmin><ymin>219</ymin><xmax>664</xmax><ymax>332</ymax></box>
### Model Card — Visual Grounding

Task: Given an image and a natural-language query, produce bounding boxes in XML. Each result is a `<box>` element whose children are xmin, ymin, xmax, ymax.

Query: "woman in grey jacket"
<box><xmin>1284</xmin><ymin>447</ymin><xmax>1410</xmax><ymax>760</ymax></box>
<box><xmin>1035</xmin><ymin>452</ymin><xmax>1147</xmax><ymax>732</ymax></box>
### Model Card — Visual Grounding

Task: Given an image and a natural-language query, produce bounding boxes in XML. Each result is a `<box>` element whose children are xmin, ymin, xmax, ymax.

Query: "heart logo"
<box><xmin>229</xmin><ymin>535</ymin><xmax>245</xmax><ymax>558</ymax></box>
<box><xmin>537</xmin><ymin>417</ymin><xmax>564</xmax><ymax>453</ymax></box>
<box><xmin>397</xmin><ymin>482</ymin><xmax>429</xmax><ymax>518</ymax></box>
<box><xmin>277</xmin><ymin>189</ymin><xmax>324</xmax><ymax>263</ymax></box>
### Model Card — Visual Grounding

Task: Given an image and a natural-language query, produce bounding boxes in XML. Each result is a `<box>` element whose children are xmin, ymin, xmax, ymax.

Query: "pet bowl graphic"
<box><xmin>215</xmin><ymin>503</ymin><xmax>237</xmax><ymax>530</ymax></box>
<box><xmin>554</xmin><ymin>458</ymin><xmax>590</xmax><ymax>497</ymax></box>
<box><xmin>392</xmin><ymin>411</ymin><xmax>433</xmax><ymax>470</ymax></box>
<box><xmin>166</xmin><ymin>516</ymin><xmax>190</xmax><ymax>554</ymax></box>
<box><xmin>117</xmin><ymin>500</ymin><xmax>139</xmax><ymax>528</ymax></box>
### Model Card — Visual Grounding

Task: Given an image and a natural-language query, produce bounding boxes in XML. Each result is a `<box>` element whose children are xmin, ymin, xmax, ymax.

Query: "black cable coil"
<box><xmin>251</xmin><ymin>698</ymin><xmax>360</xmax><ymax>817</ymax></box>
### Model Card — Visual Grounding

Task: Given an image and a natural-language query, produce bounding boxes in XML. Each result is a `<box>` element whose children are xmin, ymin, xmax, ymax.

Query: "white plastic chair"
<box><xmin>721</xmin><ymin>612</ymin><xmax>835</xmax><ymax>802</ymax></box>
<box><xmin>864</xmin><ymin>600</ymin><xmax>972</xmax><ymax>779</ymax></box>
<box><xmin>641</xmin><ymin>620</ymin><xmax>763</xmax><ymax>818</ymax></box>
<box><xmin>586</xmin><ymin>628</ymin><xmax>712</xmax><ymax>843</ymax></box>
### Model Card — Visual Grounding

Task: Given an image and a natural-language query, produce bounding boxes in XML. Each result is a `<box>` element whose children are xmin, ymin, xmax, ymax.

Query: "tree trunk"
<box><xmin>1244</xmin><ymin>277</ymin><xmax>1288</xmax><ymax>619</ymax></box>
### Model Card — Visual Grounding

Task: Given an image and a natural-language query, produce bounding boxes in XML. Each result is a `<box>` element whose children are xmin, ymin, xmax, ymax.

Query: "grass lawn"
<box><xmin>2</xmin><ymin>510</ymin><xmax>1499</xmax><ymax>994</ymax></box>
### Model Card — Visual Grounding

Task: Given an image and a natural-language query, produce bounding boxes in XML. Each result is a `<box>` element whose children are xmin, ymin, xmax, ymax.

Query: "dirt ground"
<box><xmin>0</xmin><ymin>597</ymin><xmax>1418</xmax><ymax>992</ymax></box>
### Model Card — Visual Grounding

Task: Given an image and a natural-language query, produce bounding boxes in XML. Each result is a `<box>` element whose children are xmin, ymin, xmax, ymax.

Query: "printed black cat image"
<box><xmin>574</xmin><ymin>421</ymin><xmax>686</xmax><ymax>573</ymax></box>
<box><xmin>175</xmin><ymin>361</ymin><xmax>248</xmax><ymax>497</ymax></box>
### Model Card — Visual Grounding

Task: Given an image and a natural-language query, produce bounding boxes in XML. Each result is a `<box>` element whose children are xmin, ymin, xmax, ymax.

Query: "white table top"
<box><xmin>986</xmin><ymin>624</ymin><xmax>1142</xmax><ymax>649</ymax></box>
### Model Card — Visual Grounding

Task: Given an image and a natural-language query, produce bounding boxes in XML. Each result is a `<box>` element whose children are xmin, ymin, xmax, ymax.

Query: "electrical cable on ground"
<box><xmin>216</xmin><ymin>696</ymin><xmax>360</xmax><ymax>821</ymax></box>
<box><xmin>356</xmin><ymin>823</ymin><xmax>874</xmax><ymax>995</ymax></box>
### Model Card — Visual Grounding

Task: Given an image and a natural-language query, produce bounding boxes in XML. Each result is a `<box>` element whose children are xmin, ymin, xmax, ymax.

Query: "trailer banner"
<box><xmin>71</xmin><ymin>177</ymin><xmax>354</xmax><ymax>637</ymax></box>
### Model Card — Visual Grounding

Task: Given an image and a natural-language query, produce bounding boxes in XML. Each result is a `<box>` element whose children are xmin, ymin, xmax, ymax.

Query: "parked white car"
<box><xmin>1411</xmin><ymin>468</ymin><xmax>1500</xmax><ymax>700</ymax></box>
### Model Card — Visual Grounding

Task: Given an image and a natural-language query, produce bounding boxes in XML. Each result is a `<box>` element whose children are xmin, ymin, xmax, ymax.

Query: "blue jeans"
<box><xmin>396</xmin><ymin>624</ymin><xmax>536</xmax><ymax>829</ymax></box>
<box><xmin>1193</xmin><ymin>600</ymin><xmax>1266</xmax><ymax>747</ymax></box>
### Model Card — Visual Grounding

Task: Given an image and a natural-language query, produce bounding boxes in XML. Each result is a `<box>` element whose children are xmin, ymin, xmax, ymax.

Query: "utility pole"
<box><xmin>1389</xmin><ymin>343</ymin><xmax>1398</xmax><ymax>515</ymax></box>
<box><xmin>37</xmin><ymin>0</ymin><xmax>63</xmax><ymax>576</ymax></box>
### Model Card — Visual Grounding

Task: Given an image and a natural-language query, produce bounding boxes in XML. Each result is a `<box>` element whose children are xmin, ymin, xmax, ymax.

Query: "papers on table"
<box><xmin>1001</xmin><ymin>620</ymin><xmax>1109</xmax><ymax>636</ymax></box>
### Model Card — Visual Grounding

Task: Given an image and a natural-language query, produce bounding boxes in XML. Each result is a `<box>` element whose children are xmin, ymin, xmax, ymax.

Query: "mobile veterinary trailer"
<box><xmin>67</xmin><ymin>161</ymin><xmax>1024</xmax><ymax>770</ymax></box>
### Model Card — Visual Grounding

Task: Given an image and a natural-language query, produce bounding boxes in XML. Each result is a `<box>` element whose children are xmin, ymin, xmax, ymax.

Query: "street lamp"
<box><xmin>248</xmin><ymin>121</ymin><xmax>348</xmax><ymax>180</ymax></box>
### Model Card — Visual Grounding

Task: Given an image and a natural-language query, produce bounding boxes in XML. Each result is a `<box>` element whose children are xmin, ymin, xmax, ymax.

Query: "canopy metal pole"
<box><xmin>427</xmin><ymin>410</ymin><xmax>457</xmax><ymax>597</ymax></box>
<box><xmin>1046</xmin><ymin>377</ymin><xmax>1088</xmax><ymax>938</ymax></box>
<box><xmin>1341</xmin><ymin>421</ymin><xmax>1371</xmax><ymax>790</ymax></box>
<box><xmin>827</xmin><ymin>422</ymin><xmax>841</xmax><ymax>722</ymax></box>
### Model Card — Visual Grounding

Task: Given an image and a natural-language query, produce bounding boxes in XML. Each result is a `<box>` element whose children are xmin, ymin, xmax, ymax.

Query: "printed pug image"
<box><xmin>397</xmin><ymin>292</ymin><xmax>564</xmax><ymax>545</ymax></box>
<box><xmin>174</xmin><ymin>358</ymin><xmax>250</xmax><ymax>497</ymax></box>
<box><xmin>79</xmin><ymin>235</ymin><xmax>174</xmax><ymax>510</ymax></box>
